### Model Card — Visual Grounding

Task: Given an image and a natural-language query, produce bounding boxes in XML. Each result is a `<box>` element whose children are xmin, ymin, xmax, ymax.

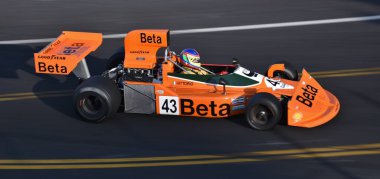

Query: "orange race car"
<box><xmin>34</xmin><ymin>29</ymin><xmax>340</xmax><ymax>130</ymax></box>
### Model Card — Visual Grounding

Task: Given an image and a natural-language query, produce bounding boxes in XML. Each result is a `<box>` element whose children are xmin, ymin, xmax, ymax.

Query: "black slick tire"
<box><xmin>106</xmin><ymin>47</ymin><xmax>125</xmax><ymax>70</ymax></box>
<box><xmin>245</xmin><ymin>93</ymin><xmax>282</xmax><ymax>130</ymax></box>
<box><xmin>73</xmin><ymin>76</ymin><xmax>121</xmax><ymax>123</ymax></box>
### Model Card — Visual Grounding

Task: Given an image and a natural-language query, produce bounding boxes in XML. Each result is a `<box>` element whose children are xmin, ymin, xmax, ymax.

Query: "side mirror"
<box><xmin>232</xmin><ymin>58</ymin><xmax>240</xmax><ymax>66</ymax></box>
<box><xmin>219</xmin><ymin>78</ymin><xmax>228</xmax><ymax>95</ymax></box>
<box><xmin>206</xmin><ymin>77</ymin><xmax>228</xmax><ymax>94</ymax></box>
<box><xmin>218</xmin><ymin>78</ymin><xmax>227</xmax><ymax>85</ymax></box>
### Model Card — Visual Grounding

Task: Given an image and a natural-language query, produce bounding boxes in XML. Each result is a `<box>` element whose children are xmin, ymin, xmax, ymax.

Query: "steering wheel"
<box><xmin>219</xmin><ymin>71</ymin><xmax>229</xmax><ymax>75</ymax></box>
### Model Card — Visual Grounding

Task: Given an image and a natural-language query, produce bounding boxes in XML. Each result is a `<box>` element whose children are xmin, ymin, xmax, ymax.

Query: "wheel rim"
<box><xmin>249</xmin><ymin>105</ymin><xmax>273</xmax><ymax>126</ymax></box>
<box><xmin>80</xmin><ymin>95</ymin><xmax>103</xmax><ymax>116</ymax></box>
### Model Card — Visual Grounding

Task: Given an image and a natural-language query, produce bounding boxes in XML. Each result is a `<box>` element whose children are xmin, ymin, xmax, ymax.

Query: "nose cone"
<box><xmin>287</xmin><ymin>69</ymin><xmax>340</xmax><ymax>128</ymax></box>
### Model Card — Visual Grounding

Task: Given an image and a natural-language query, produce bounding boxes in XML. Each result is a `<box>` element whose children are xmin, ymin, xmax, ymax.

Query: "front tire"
<box><xmin>73</xmin><ymin>76</ymin><xmax>121</xmax><ymax>123</ymax></box>
<box><xmin>245</xmin><ymin>93</ymin><xmax>282</xmax><ymax>130</ymax></box>
<box><xmin>266</xmin><ymin>61</ymin><xmax>298</xmax><ymax>81</ymax></box>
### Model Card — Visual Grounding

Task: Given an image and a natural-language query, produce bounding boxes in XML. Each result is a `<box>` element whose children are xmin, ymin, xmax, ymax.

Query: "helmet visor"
<box><xmin>187</xmin><ymin>55</ymin><xmax>200</xmax><ymax>64</ymax></box>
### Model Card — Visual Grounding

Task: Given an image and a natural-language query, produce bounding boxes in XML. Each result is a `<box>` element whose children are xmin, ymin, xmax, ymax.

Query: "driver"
<box><xmin>179</xmin><ymin>48</ymin><xmax>209</xmax><ymax>75</ymax></box>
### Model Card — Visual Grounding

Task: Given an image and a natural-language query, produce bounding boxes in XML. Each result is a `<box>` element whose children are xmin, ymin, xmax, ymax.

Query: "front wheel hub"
<box><xmin>250</xmin><ymin>105</ymin><xmax>272</xmax><ymax>125</ymax></box>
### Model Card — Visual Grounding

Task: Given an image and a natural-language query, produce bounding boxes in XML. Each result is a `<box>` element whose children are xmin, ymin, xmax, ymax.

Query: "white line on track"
<box><xmin>1</xmin><ymin>15</ymin><xmax>380</xmax><ymax>45</ymax></box>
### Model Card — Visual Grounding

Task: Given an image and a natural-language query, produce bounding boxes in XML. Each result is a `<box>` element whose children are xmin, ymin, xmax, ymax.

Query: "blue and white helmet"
<box><xmin>180</xmin><ymin>48</ymin><xmax>201</xmax><ymax>69</ymax></box>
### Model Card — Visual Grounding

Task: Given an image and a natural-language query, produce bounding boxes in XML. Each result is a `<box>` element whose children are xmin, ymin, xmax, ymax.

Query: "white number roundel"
<box><xmin>159</xmin><ymin>96</ymin><xmax>179</xmax><ymax>115</ymax></box>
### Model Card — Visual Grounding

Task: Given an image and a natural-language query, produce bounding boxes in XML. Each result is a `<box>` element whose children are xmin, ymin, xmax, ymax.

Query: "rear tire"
<box><xmin>106</xmin><ymin>47</ymin><xmax>125</xmax><ymax>70</ymax></box>
<box><xmin>245</xmin><ymin>93</ymin><xmax>282</xmax><ymax>130</ymax></box>
<box><xmin>107</xmin><ymin>47</ymin><xmax>125</xmax><ymax>112</ymax></box>
<box><xmin>73</xmin><ymin>76</ymin><xmax>121</xmax><ymax>123</ymax></box>
<box><xmin>266</xmin><ymin>61</ymin><xmax>298</xmax><ymax>81</ymax></box>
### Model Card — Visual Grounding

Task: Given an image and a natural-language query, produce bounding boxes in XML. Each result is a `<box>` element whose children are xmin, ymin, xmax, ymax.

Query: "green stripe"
<box><xmin>168</xmin><ymin>73</ymin><xmax>259</xmax><ymax>86</ymax></box>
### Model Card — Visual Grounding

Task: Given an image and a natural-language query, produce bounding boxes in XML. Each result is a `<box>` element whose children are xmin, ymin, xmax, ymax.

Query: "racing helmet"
<box><xmin>179</xmin><ymin>48</ymin><xmax>201</xmax><ymax>69</ymax></box>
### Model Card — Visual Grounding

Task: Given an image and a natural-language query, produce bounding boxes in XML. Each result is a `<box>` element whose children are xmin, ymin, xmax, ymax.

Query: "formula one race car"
<box><xmin>34</xmin><ymin>29</ymin><xmax>340</xmax><ymax>130</ymax></box>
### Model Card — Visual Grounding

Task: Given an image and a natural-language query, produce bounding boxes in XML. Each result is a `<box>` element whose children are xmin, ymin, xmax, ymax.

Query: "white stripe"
<box><xmin>1</xmin><ymin>15</ymin><xmax>380</xmax><ymax>45</ymax></box>
<box><xmin>171</xmin><ymin>15</ymin><xmax>380</xmax><ymax>35</ymax></box>
<box><xmin>0</xmin><ymin>38</ymin><xmax>56</xmax><ymax>45</ymax></box>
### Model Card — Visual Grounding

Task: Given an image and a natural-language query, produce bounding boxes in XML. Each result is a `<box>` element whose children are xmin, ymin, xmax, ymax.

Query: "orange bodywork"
<box><xmin>124</xmin><ymin>29</ymin><xmax>169</xmax><ymax>69</ymax></box>
<box><xmin>123</xmin><ymin>29</ymin><xmax>340</xmax><ymax>127</ymax></box>
<box><xmin>267</xmin><ymin>64</ymin><xmax>285</xmax><ymax>78</ymax></box>
<box><xmin>34</xmin><ymin>31</ymin><xmax>102</xmax><ymax>75</ymax></box>
<box><xmin>33</xmin><ymin>29</ymin><xmax>340</xmax><ymax>128</ymax></box>
<box><xmin>287</xmin><ymin>69</ymin><xmax>340</xmax><ymax>127</ymax></box>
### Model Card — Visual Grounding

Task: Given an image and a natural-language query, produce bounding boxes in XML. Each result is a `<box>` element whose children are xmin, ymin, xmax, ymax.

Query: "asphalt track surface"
<box><xmin>0</xmin><ymin>0</ymin><xmax>380</xmax><ymax>178</ymax></box>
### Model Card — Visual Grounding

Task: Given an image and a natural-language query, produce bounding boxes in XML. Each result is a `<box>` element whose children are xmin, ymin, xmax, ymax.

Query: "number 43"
<box><xmin>162</xmin><ymin>99</ymin><xmax>177</xmax><ymax>113</ymax></box>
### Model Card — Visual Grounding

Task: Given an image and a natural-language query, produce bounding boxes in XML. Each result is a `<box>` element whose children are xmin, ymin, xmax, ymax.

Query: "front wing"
<box><xmin>287</xmin><ymin>69</ymin><xmax>340</xmax><ymax>128</ymax></box>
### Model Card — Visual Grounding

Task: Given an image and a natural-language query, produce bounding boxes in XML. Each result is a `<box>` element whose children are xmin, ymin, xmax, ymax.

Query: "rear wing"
<box><xmin>34</xmin><ymin>31</ymin><xmax>102</xmax><ymax>78</ymax></box>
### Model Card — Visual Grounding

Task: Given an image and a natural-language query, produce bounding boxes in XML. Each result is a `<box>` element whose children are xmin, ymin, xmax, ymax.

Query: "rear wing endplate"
<box><xmin>34</xmin><ymin>31</ymin><xmax>102</xmax><ymax>78</ymax></box>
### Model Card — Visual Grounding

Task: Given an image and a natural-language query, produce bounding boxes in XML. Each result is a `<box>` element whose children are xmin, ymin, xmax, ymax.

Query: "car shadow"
<box><xmin>32</xmin><ymin>54</ymin><xmax>109</xmax><ymax>119</ymax></box>
<box><xmin>0</xmin><ymin>44</ymin><xmax>110</xmax><ymax>120</ymax></box>
<box><xmin>0</xmin><ymin>45</ymin><xmax>36</xmax><ymax>79</ymax></box>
